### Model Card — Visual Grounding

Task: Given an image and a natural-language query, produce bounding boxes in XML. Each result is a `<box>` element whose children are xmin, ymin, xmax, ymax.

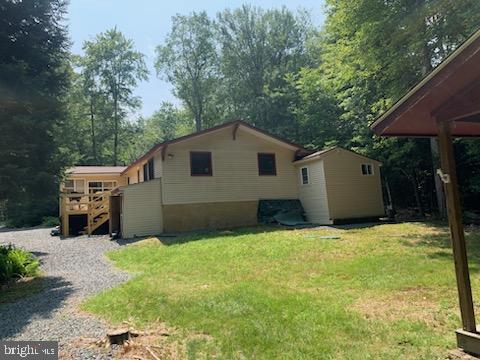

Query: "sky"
<box><xmin>67</xmin><ymin>0</ymin><xmax>326</xmax><ymax>118</ymax></box>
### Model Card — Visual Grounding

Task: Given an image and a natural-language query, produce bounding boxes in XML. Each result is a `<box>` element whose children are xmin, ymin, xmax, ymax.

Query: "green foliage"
<box><xmin>122</xmin><ymin>102</ymin><xmax>194</xmax><ymax>162</ymax></box>
<box><xmin>216</xmin><ymin>6</ymin><xmax>314</xmax><ymax>136</ymax></box>
<box><xmin>156</xmin><ymin>12</ymin><xmax>217</xmax><ymax>132</ymax></box>
<box><xmin>41</xmin><ymin>216</ymin><xmax>60</xmax><ymax>227</ymax></box>
<box><xmin>0</xmin><ymin>245</ymin><xmax>40</xmax><ymax>283</ymax></box>
<box><xmin>0</xmin><ymin>0</ymin><xmax>69</xmax><ymax>227</ymax></box>
<box><xmin>80</xmin><ymin>28</ymin><xmax>148</xmax><ymax>165</ymax></box>
<box><xmin>316</xmin><ymin>0</ymin><xmax>480</xmax><ymax>213</ymax></box>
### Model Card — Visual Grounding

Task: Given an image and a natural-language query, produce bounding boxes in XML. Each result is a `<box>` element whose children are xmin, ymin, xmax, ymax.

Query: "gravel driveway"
<box><xmin>0</xmin><ymin>227</ymin><xmax>131</xmax><ymax>359</ymax></box>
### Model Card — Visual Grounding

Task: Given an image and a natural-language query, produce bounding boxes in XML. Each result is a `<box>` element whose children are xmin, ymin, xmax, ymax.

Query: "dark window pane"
<box><xmin>190</xmin><ymin>152</ymin><xmax>212</xmax><ymax>176</ymax></box>
<box><xmin>148</xmin><ymin>158</ymin><xmax>154</xmax><ymax>180</ymax></box>
<box><xmin>258</xmin><ymin>153</ymin><xmax>276</xmax><ymax>176</ymax></box>
<box><xmin>301</xmin><ymin>167</ymin><xmax>309</xmax><ymax>184</ymax></box>
<box><xmin>143</xmin><ymin>163</ymin><xmax>148</xmax><ymax>181</ymax></box>
<box><xmin>361</xmin><ymin>164</ymin><xmax>372</xmax><ymax>175</ymax></box>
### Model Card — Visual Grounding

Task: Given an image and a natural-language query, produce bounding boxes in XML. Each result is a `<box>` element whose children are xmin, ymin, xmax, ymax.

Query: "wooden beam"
<box><xmin>457</xmin><ymin>329</ymin><xmax>480</xmax><ymax>355</ymax></box>
<box><xmin>433</xmin><ymin>78</ymin><xmax>480</xmax><ymax>122</ymax></box>
<box><xmin>437</xmin><ymin>119</ymin><xmax>477</xmax><ymax>333</ymax></box>
<box><xmin>232</xmin><ymin>123</ymin><xmax>240</xmax><ymax>140</ymax></box>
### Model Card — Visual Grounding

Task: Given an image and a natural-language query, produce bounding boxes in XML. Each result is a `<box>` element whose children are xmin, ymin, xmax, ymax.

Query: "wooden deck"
<box><xmin>60</xmin><ymin>191</ymin><xmax>112</xmax><ymax>236</ymax></box>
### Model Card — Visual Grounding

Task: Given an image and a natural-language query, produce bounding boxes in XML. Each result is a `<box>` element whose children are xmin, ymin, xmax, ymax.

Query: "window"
<box><xmin>143</xmin><ymin>163</ymin><xmax>148</xmax><ymax>182</ymax></box>
<box><xmin>258</xmin><ymin>153</ymin><xmax>276</xmax><ymax>176</ymax></box>
<box><xmin>361</xmin><ymin>164</ymin><xmax>373</xmax><ymax>176</ymax></box>
<box><xmin>137</xmin><ymin>170</ymin><xmax>140</xmax><ymax>183</ymax></box>
<box><xmin>63</xmin><ymin>179</ymin><xmax>85</xmax><ymax>193</ymax></box>
<box><xmin>88</xmin><ymin>181</ymin><xmax>117</xmax><ymax>194</ymax></box>
<box><xmin>301</xmin><ymin>167</ymin><xmax>309</xmax><ymax>185</ymax></box>
<box><xmin>148</xmin><ymin>158</ymin><xmax>154</xmax><ymax>180</ymax></box>
<box><xmin>64</xmin><ymin>179</ymin><xmax>74</xmax><ymax>192</ymax></box>
<box><xmin>127</xmin><ymin>177</ymin><xmax>130</xmax><ymax>185</ymax></box>
<box><xmin>190</xmin><ymin>151</ymin><xmax>212</xmax><ymax>176</ymax></box>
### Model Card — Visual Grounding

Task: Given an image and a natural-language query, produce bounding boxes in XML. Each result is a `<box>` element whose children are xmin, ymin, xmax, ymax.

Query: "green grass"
<box><xmin>83</xmin><ymin>223</ymin><xmax>479</xmax><ymax>359</ymax></box>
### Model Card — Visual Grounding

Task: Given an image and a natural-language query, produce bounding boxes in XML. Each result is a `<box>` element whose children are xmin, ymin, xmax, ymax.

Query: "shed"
<box><xmin>372</xmin><ymin>29</ymin><xmax>480</xmax><ymax>355</ymax></box>
<box><xmin>293</xmin><ymin>147</ymin><xmax>385</xmax><ymax>224</ymax></box>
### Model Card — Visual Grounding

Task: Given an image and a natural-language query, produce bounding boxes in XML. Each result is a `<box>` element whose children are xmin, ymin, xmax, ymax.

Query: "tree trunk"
<box><xmin>416</xmin><ymin>1</ymin><xmax>447</xmax><ymax>217</ymax></box>
<box><xmin>195</xmin><ymin>113</ymin><xmax>201</xmax><ymax>132</ymax></box>
<box><xmin>113</xmin><ymin>90</ymin><xmax>118</xmax><ymax>166</ymax></box>
<box><xmin>413</xmin><ymin>172</ymin><xmax>425</xmax><ymax>217</ymax></box>
<box><xmin>90</xmin><ymin>98</ymin><xmax>97</xmax><ymax>163</ymax></box>
<box><xmin>430</xmin><ymin>138</ymin><xmax>447</xmax><ymax>217</ymax></box>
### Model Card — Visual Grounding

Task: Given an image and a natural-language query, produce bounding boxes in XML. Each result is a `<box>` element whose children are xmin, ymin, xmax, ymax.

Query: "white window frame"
<box><xmin>361</xmin><ymin>164</ymin><xmax>374</xmax><ymax>176</ymax></box>
<box><xmin>300</xmin><ymin>167</ymin><xmax>309</xmax><ymax>185</ymax></box>
<box><xmin>88</xmin><ymin>180</ymin><xmax>118</xmax><ymax>194</ymax></box>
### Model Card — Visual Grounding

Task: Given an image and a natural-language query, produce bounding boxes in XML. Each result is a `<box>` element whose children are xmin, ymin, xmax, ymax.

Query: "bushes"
<box><xmin>0</xmin><ymin>245</ymin><xmax>40</xmax><ymax>283</ymax></box>
<box><xmin>41</xmin><ymin>216</ymin><xmax>60</xmax><ymax>227</ymax></box>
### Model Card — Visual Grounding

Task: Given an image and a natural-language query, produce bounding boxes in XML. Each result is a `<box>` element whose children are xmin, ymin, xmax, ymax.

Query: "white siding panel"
<box><xmin>296</xmin><ymin>161</ymin><xmax>332</xmax><ymax>224</ymax></box>
<box><xmin>122</xmin><ymin>178</ymin><xmax>163</xmax><ymax>238</ymax></box>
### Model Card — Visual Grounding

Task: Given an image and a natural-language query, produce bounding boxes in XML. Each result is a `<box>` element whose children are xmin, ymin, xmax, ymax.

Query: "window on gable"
<box><xmin>361</xmin><ymin>164</ymin><xmax>373</xmax><ymax>176</ymax></box>
<box><xmin>258</xmin><ymin>153</ymin><xmax>276</xmax><ymax>176</ymax></box>
<box><xmin>190</xmin><ymin>152</ymin><xmax>212</xmax><ymax>176</ymax></box>
<box><xmin>148</xmin><ymin>158</ymin><xmax>154</xmax><ymax>180</ymax></box>
<box><xmin>301</xmin><ymin>167</ymin><xmax>309</xmax><ymax>185</ymax></box>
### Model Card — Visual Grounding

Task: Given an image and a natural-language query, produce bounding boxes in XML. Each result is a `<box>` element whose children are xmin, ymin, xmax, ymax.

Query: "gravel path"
<box><xmin>0</xmin><ymin>227</ymin><xmax>132</xmax><ymax>359</ymax></box>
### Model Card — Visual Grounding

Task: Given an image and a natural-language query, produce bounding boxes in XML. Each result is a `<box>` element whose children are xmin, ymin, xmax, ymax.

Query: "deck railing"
<box><xmin>60</xmin><ymin>190</ymin><xmax>115</xmax><ymax>236</ymax></box>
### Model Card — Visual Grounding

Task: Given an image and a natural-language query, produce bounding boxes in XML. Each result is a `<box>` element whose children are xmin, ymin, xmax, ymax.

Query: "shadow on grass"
<box><xmin>0</xmin><ymin>276</ymin><xmax>74</xmax><ymax>339</ymax></box>
<box><xmin>115</xmin><ymin>220</ymin><xmax>394</xmax><ymax>247</ymax></box>
<box><xmin>115</xmin><ymin>224</ymin><xmax>296</xmax><ymax>247</ymax></box>
<box><xmin>399</xmin><ymin>222</ymin><xmax>480</xmax><ymax>273</ymax></box>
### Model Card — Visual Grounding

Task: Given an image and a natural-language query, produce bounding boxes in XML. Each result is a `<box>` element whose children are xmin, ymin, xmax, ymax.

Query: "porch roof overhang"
<box><xmin>370</xmin><ymin>28</ymin><xmax>480</xmax><ymax>355</ymax></box>
<box><xmin>371</xmin><ymin>29</ymin><xmax>480</xmax><ymax>137</ymax></box>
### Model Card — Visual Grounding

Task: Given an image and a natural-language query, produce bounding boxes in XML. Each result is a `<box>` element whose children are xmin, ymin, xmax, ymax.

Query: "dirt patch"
<box><xmin>66</xmin><ymin>323</ymin><xmax>215</xmax><ymax>360</ymax></box>
<box><xmin>352</xmin><ymin>287</ymin><xmax>443</xmax><ymax>327</ymax></box>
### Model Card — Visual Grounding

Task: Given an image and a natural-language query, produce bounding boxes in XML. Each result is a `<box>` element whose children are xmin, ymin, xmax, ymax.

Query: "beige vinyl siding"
<box><xmin>323</xmin><ymin>149</ymin><xmax>384</xmax><ymax>220</ymax></box>
<box><xmin>153</xmin><ymin>152</ymin><xmax>163</xmax><ymax>178</ymax></box>
<box><xmin>123</xmin><ymin>167</ymin><xmax>140</xmax><ymax>184</ymax></box>
<box><xmin>161</xmin><ymin>126</ymin><xmax>299</xmax><ymax>205</ymax></box>
<box><xmin>296</xmin><ymin>161</ymin><xmax>332</xmax><ymax>224</ymax></box>
<box><xmin>123</xmin><ymin>154</ymin><xmax>162</xmax><ymax>185</ymax></box>
<box><xmin>121</xmin><ymin>178</ymin><xmax>163</xmax><ymax>238</ymax></box>
<box><xmin>62</xmin><ymin>174</ymin><xmax>127</xmax><ymax>190</ymax></box>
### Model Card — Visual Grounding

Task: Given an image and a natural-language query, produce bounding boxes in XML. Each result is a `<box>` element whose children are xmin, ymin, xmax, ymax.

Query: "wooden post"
<box><xmin>437</xmin><ymin>119</ymin><xmax>476</xmax><ymax>333</ymax></box>
<box><xmin>61</xmin><ymin>196</ymin><xmax>69</xmax><ymax>237</ymax></box>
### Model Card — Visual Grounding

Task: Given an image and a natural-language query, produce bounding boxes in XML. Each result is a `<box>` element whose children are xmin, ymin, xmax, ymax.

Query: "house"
<box><xmin>60</xmin><ymin>166</ymin><xmax>127</xmax><ymax>235</ymax></box>
<box><xmin>59</xmin><ymin>120</ymin><xmax>385</xmax><ymax>237</ymax></box>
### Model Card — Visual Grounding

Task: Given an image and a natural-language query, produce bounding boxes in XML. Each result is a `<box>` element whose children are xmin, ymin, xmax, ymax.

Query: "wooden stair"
<box><xmin>82</xmin><ymin>190</ymin><xmax>112</xmax><ymax>236</ymax></box>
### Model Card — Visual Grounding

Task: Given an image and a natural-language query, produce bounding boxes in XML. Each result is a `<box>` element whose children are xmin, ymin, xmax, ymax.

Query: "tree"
<box><xmin>0</xmin><ymin>0</ymin><xmax>70</xmax><ymax>226</ymax></box>
<box><xmin>318</xmin><ymin>0</ymin><xmax>480</xmax><ymax>215</ymax></box>
<box><xmin>82</xmin><ymin>28</ymin><xmax>148</xmax><ymax>165</ymax></box>
<box><xmin>216</xmin><ymin>6</ymin><xmax>313</xmax><ymax>135</ymax></box>
<box><xmin>155</xmin><ymin>12</ymin><xmax>217</xmax><ymax>132</ymax></box>
<box><xmin>122</xmin><ymin>102</ymin><xmax>193</xmax><ymax>162</ymax></box>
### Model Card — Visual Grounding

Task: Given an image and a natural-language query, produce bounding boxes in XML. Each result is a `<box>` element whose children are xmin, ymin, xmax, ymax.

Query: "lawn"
<box><xmin>83</xmin><ymin>222</ymin><xmax>480</xmax><ymax>359</ymax></box>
